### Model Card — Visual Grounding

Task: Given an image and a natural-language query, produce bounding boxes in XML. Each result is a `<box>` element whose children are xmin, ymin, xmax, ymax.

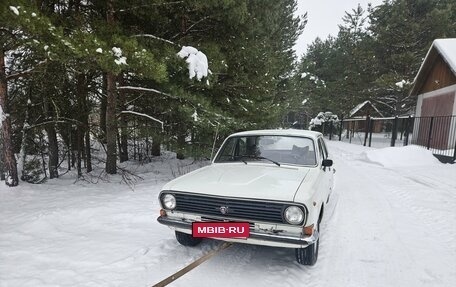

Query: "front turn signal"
<box><xmin>160</xmin><ymin>209</ymin><xmax>167</xmax><ymax>217</ymax></box>
<box><xmin>303</xmin><ymin>224</ymin><xmax>314</xmax><ymax>236</ymax></box>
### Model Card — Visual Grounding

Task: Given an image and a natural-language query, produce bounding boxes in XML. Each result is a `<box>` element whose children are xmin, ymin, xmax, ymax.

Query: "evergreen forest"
<box><xmin>1</xmin><ymin>0</ymin><xmax>455</xmax><ymax>186</ymax></box>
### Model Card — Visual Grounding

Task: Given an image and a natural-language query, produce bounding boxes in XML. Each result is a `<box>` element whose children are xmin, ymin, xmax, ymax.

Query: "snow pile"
<box><xmin>361</xmin><ymin>145</ymin><xmax>441</xmax><ymax>168</ymax></box>
<box><xmin>177</xmin><ymin>46</ymin><xmax>209</xmax><ymax>81</ymax></box>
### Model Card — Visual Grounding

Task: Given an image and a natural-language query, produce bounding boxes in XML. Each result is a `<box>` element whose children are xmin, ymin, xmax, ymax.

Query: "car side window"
<box><xmin>317</xmin><ymin>138</ymin><xmax>327</xmax><ymax>160</ymax></box>
<box><xmin>235</xmin><ymin>137</ymin><xmax>247</xmax><ymax>156</ymax></box>
<box><xmin>321</xmin><ymin>138</ymin><xmax>329</xmax><ymax>158</ymax></box>
<box><xmin>217</xmin><ymin>138</ymin><xmax>236</xmax><ymax>161</ymax></box>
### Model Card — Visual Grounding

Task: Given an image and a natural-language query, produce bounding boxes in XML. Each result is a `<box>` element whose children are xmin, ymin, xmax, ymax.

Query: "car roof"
<box><xmin>229</xmin><ymin>129</ymin><xmax>322</xmax><ymax>140</ymax></box>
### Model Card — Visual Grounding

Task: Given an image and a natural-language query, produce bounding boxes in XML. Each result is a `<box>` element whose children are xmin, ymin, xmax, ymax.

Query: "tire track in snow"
<box><xmin>327</xmin><ymin>141</ymin><xmax>455</xmax><ymax>286</ymax></box>
<box><xmin>173</xmin><ymin>240</ymin><xmax>317</xmax><ymax>287</ymax></box>
<box><xmin>333</xmin><ymin>142</ymin><xmax>456</xmax><ymax>255</ymax></box>
<box><xmin>367</xmin><ymin>167</ymin><xmax>456</xmax><ymax>253</ymax></box>
<box><xmin>331</xmin><ymin>142</ymin><xmax>456</xmax><ymax>253</ymax></box>
<box><xmin>327</xmin><ymin>145</ymin><xmax>427</xmax><ymax>286</ymax></box>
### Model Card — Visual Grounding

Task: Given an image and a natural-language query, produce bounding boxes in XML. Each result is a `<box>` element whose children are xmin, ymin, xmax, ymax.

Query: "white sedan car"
<box><xmin>157</xmin><ymin>129</ymin><xmax>334</xmax><ymax>265</ymax></box>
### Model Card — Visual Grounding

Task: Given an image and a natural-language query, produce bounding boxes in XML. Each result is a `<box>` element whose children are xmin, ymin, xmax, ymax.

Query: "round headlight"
<box><xmin>284</xmin><ymin>206</ymin><xmax>304</xmax><ymax>224</ymax></box>
<box><xmin>162</xmin><ymin>194</ymin><xmax>176</xmax><ymax>210</ymax></box>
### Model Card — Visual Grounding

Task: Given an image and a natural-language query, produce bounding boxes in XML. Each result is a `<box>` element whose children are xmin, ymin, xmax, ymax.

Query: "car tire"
<box><xmin>175</xmin><ymin>231</ymin><xmax>202</xmax><ymax>246</ymax></box>
<box><xmin>295</xmin><ymin>222</ymin><xmax>319</xmax><ymax>266</ymax></box>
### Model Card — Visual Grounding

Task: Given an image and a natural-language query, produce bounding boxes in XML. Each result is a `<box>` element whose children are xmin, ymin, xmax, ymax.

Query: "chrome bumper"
<box><xmin>157</xmin><ymin>216</ymin><xmax>318</xmax><ymax>248</ymax></box>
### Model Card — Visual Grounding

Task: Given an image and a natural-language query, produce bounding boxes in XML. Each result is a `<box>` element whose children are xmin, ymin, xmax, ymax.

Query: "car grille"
<box><xmin>169</xmin><ymin>193</ymin><xmax>297</xmax><ymax>224</ymax></box>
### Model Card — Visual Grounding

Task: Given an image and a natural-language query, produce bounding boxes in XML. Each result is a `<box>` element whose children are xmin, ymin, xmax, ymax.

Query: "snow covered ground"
<box><xmin>1</xmin><ymin>142</ymin><xmax>455</xmax><ymax>287</ymax></box>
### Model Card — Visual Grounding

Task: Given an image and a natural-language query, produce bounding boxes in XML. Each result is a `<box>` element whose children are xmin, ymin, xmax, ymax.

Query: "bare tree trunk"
<box><xmin>176</xmin><ymin>133</ymin><xmax>185</xmax><ymax>160</ymax></box>
<box><xmin>133</xmin><ymin>120</ymin><xmax>137</xmax><ymax>160</ymax></box>
<box><xmin>84</xmin><ymin>83</ymin><xmax>92</xmax><ymax>172</ymax></box>
<box><xmin>0</xmin><ymin>132</ymin><xmax>5</xmax><ymax>180</ymax></box>
<box><xmin>71</xmin><ymin>128</ymin><xmax>77</xmax><ymax>168</ymax></box>
<box><xmin>100</xmin><ymin>73</ymin><xmax>107</xmax><ymax>143</ymax></box>
<box><xmin>118</xmin><ymin>74</ymin><xmax>128</xmax><ymax>162</ymax></box>
<box><xmin>76</xmin><ymin>73</ymin><xmax>86</xmax><ymax>177</ymax></box>
<box><xmin>76</xmin><ymin>128</ymin><xmax>82</xmax><ymax>177</ymax></box>
<box><xmin>152</xmin><ymin>138</ymin><xmax>161</xmax><ymax>156</ymax></box>
<box><xmin>105</xmin><ymin>0</ymin><xmax>117</xmax><ymax>174</ymax></box>
<box><xmin>106</xmin><ymin>72</ymin><xmax>117</xmax><ymax>174</ymax></box>
<box><xmin>67</xmin><ymin>126</ymin><xmax>71</xmax><ymax>171</ymax></box>
<box><xmin>119</xmin><ymin>116</ymin><xmax>128</xmax><ymax>162</ymax></box>
<box><xmin>0</xmin><ymin>51</ymin><xmax>18</xmax><ymax>186</ymax></box>
<box><xmin>43</xmin><ymin>96</ymin><xmax>59</xmax><ymax>179</ymax></box>
<box><xmin>18</xmin><ymin>95</ymin><xmax>31</xmax><ymax>180</ymax></box>
<box><xmin>85</xmin><ymin>128</ymin><xmax>92</xmax><ymax>172</ymax></box>
<box><xmin>47</xmin><ymin>126</ymin><xmax>59</xmax><ymax>178</ymax></box>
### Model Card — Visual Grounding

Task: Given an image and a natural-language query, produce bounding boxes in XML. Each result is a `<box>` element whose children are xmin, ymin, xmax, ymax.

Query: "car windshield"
<box><xmin>215</xmin><ymin>135</ymin><xmax>317</xmax><ymax>166</ymax></box>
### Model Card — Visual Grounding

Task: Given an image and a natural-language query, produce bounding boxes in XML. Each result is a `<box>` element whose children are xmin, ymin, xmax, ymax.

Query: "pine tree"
<box><xmin>368</xmin><ymin>0</ymin><xmax>456</xmax><ymax>115</ymax></box>
<box><xmin>297</xmin><ymin>0</ymin><xmax>456</xmax><ymax>119</ymax></box>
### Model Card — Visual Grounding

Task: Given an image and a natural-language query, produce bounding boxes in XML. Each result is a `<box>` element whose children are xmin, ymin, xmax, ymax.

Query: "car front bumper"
<box><xmin>157</xmin><ymin>215</ymin><xmax>318</xmax><ymax>249</ymax></box>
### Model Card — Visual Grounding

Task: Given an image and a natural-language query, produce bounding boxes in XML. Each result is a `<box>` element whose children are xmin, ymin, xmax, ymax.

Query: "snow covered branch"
<box><xmin>172</xmin><ymin>16</ymin><xmax>210</xmax><ymax>39</ymax></box>
<box><xmin>118</xmin><ymin>1</ymin><xmax>183</xmax><ymax>12</ymax></box>
<box><xmin>120</xmin><ymin>111</ymin><xmax>164</xmax><ymax>131</ymax></box>
<box><xmin>24</xmin><ymin>119</ymin><xmax>78</xmax><ymax>130</ymax></box>
<box><xmin>132</xmin><ymin>34</ymin><xmax>177</xmax><ymax>46</ymax></box>
<box><xmin>117</xmin><ymin>86</ymin><xmax>177</xmax><ymax>99</ymax></box>
<box><xmin>6</xmin><ymin>59</ymin><xmax>47</xmax><ymax>81</ymax></box>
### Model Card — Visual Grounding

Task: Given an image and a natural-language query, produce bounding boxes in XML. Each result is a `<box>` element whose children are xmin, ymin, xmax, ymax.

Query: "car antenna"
<box><xmin>210</xmin><ymin>124</ymin><xmax>219</xmax><ymax>161</ymax></box>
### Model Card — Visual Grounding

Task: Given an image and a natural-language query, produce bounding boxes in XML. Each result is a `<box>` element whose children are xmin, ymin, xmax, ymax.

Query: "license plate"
<box><xmin>192</xmin><ymin>222</ymin><xmax>250</xmax><ymax>238</ymax></box>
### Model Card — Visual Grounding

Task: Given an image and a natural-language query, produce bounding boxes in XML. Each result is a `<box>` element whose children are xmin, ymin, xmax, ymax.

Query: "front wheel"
<box><xmin>295</xmin><ymin>223</ymin><xmax>319</xmax><ymax>265</ymax></box>
<box><xmin>175</xmin><ymin>231</ymin><xmax>202</xmax><ymax>246</ymax></box>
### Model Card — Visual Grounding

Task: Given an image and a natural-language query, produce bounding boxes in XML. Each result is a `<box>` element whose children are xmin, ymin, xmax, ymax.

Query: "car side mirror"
<box><xmin>322</xmin><ymin>159</ymin><xmax>333</xmax><ymax>167</ymax></box>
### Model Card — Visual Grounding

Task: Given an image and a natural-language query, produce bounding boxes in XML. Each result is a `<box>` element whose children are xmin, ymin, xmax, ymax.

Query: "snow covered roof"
<box><xmin>410</xmin><ymin>38</ymin><xmax>456</xmax><ymax>96</ymax></box>
<box><xmin>349</xmin><ymin>100</ymin><xmax>383</xmax><ymax>117</ymax></box>
<box><xmin>434</xmin><ymin>39</ymin><xmax>456</xmax><ymax>73</ymax></box>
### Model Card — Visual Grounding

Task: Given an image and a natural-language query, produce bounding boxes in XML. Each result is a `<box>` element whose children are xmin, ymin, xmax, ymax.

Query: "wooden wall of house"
<box><xmin>418</xmin><ymin>55</ymin><xmax>456</xmax><ymax>95</ymax></box>
<box><xmin>421</xmin><ymin>92</ymin><xmax>455</xmax><ymax>116</ymax></box>
<box><xmin>415</xmin><ymin>90</ymin><xmax>455</xmax><ymax>149</ymax></box>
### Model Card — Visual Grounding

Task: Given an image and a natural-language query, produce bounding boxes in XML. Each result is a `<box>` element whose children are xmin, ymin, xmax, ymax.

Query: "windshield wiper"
<box><xmin>236</xmin><ymin>155</ymin><xmax>280</xmax><ymax>166</ymax></box>
<box><xmin>231</xmin><ymin>155</ymin><xmax>247</xmax><ymax>164</ymax></box>
<box><xmin>254</xmin><ymin>156</ymin><xmax>281</xmax><ymax>166</ymax></box>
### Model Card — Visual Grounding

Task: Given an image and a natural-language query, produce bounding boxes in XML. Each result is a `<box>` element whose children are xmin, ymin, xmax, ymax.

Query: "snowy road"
<box><xmin>1</xmin><ymin>142</ymin><xmax>455</xmax><ymax>286</ymax></box>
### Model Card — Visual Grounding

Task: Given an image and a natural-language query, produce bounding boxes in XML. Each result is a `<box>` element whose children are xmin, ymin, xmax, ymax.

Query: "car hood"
<box><xmin>163</xmin><ymin>163</ymin><xmax>310</xmax><ymax>202</ymax></box>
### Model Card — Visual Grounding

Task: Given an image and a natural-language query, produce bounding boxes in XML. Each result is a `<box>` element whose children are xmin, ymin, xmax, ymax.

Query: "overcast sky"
<box><xmin>294</xmin><ymin>0</ymin><xmax>385</xmax><ymax>57</ymax></box>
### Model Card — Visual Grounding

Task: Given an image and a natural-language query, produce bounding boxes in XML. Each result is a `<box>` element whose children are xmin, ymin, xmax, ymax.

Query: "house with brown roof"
<box><xmin>409</xmin><ymin>39</ymin><xmax>456</xmax><ymax>152</ymax></box>
<box><xmin>348</xmin><ymin>100</ymin><xmax>384</xmax><ymax>133</ymax></box>
<box><xmin>349</xmin><ymin>100</ymin><xmax>384</xmax><ymax>118</ymax></box>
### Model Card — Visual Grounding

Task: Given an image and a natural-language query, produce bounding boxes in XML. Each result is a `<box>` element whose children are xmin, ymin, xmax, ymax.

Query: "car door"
<box><xmin>317</xmin><ymin>137</ymin><xmax>333</xmax><ymax>203</ymax></box>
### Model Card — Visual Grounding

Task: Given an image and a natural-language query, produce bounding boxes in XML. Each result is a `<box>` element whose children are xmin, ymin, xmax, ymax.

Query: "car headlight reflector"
<box><xmin>162</xmin><ymin>194</ymin><xmax>176</xmax><ymax>210</ymax></box>
<box><xmin>284</xmin><ymin>206</ymin><xmax>304</xmax><ymax>224</ymax></box>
